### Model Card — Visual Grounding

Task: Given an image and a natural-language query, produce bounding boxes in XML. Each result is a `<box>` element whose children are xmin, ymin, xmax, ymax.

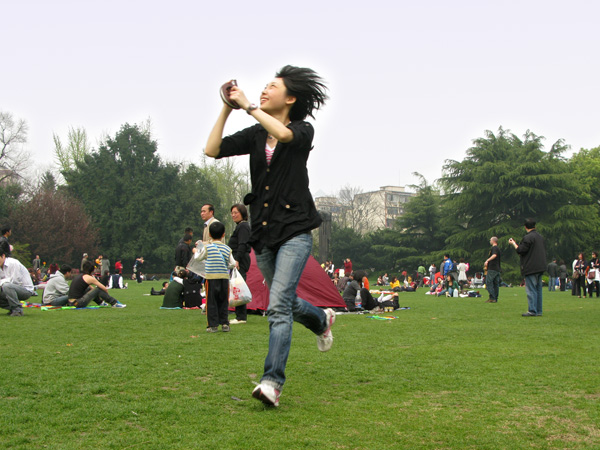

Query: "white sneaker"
<box><xmin>230</xmin><ymin>319</ymin><xmax>246</xmax><ymax>324</ymax></box>
<box><xmin>252</xmin><ymin>383</ymin><xmax>280</xmax><ymax>407</ymax></box>
<box><xmin>317</xmin><ymin>308</ymin><xmax>335</xmax><ymax>352</ymax></box>
<box><xmin>112</xmin><ymin>302</ymin><xmax>127</xmax><ymax>308</ymax></box>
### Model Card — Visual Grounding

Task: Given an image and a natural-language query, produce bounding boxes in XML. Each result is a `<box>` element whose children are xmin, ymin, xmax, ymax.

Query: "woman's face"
<box><xmin>260</xmin><ymin>78</ymin><xmax>294</xmax><ymax>115</ymax></box>
<box><xmin>231</xmin><ymin>207</ymin><xmax>242</xmax><ymax>224</ymax></box>
<box><xmin>579</xmin><ymin>253</ymin><xmax>584</xmax><ymax>260</ymax></box>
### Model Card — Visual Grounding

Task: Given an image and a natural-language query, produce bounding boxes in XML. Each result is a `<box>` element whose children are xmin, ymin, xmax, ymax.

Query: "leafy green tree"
<box><xmin>198</xmin><ymin>156</ymin><xmax>250</xmax><ymax>237</ymax></box>
<box><xmin>330</xmin><ymin>224</ymin><xmax>372</xmax><ymax>271</ymax></box>
<box><xmin>569</xmin><ymin>146</ymin><xmax>600</xmax><ymax>251</ymax></box>
<box><xmin>63</xmin><ymin>123</ymin><xmax>219</xmax><ymax>273</ymax></box>
<box><xmin>441</xmin><ymin>128</ymin><xmax>598</xmax><ymax>280</ymax></box>
<box><xmin>0</xmin><ymin>183</ymin><xmax>24</xmax><ymax>223</ymax></box>
<box><xmin>396</xmin><ymin>174</ymin><xmax>456</xmax><ymax>266</ymax></box>
<box><xmin>367</xmin><ymin>227</ymin><xmax>404</xmax><ymax>272</ymax></box>
<box><xmin>53</xmin><ymin>126</ymin><xmax>92</xmax><ymax>175</ymax></box>
<box><xmin>38</xmin><ymin>170</ymin><xmax>57</xmax><ymax>193</ymax></box>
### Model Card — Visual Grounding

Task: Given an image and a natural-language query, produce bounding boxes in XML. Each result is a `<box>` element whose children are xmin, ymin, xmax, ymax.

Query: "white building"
<box><xmin>315</xmin><ymin>186</ymin><xmax>414</xmax><ymax>234</ymax></box>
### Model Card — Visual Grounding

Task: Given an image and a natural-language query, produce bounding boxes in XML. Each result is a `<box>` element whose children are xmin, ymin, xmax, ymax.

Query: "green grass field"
<box><xmin>1</xmin><ymin>282</ymin><xmax>599</xmax><ymax>450</ymax></box>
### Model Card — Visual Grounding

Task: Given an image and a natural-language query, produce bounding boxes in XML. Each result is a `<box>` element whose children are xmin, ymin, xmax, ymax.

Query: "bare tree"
<box><xmin>336</xmin><ymin>184</ymin><xmax>383</xmax><ymax>234</ymax></box>
<box><xmin>10</xmin><ymin>188</ymin><xmax>99</xmax><ymax>265</ymax></box>
<box><xmin>0</xmin><ymin>111</ymin><xmax>30</xmax><ymax>182</ymax></box>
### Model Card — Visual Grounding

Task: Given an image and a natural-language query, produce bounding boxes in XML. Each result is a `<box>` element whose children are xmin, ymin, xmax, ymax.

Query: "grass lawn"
<box><xmin>1</xmin><ymin>282</ymin><xmax>599</xmax><ymax>449</ymax></box>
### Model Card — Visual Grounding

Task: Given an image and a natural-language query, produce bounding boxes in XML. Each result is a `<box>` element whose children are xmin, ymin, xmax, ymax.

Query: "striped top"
<box><xmin>265</xmin><ymin>142</ymin><xmax>275</xmax><ymax>165</ymax></box>
<box><xmin>196</xmin><ymin>241</ymin><xmax>235</xmax><ymax>279</ymax></box>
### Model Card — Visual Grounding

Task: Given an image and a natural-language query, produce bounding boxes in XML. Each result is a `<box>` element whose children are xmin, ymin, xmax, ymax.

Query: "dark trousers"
<box><xmin>587</xmin><ymin>280</ymin><xmax>599</xmax><ymax>297</ymax></box>
<box><xmin>486</xmin><ymin>269</ymin><xmax>501</xmax><ymax>301</ymax></box>
<box><xmin>205</xmin><ymin>278</ymin><xmax>229</xmax><ymax>328</ymax></box>
<box><xmin>575</xmin><ymin>276</ymin><xmax>586</xmax><ymax>297</ymax></box>
<box><xmin>559</xmin><ymin>277</ymin><xmax>566</xmax><ymax>291</ymax></box>
<box><xmin>69</xmin><ymin>287</ymin><xmax>117</xmax><ymax>308</ymax></box>
<box><xmin>360</xmin><ymin>288</ymin><xmax>378</xmax><ymax>310</ymax></box>
<box><xmin>234</xmin><ymin>269</ymin><xmax>248</xmax><ymax>321</ymax></box>
<box><xmin>344</xmin><ymin>299</ymin><xmax>357</xmax><ymax>311</ymax></box>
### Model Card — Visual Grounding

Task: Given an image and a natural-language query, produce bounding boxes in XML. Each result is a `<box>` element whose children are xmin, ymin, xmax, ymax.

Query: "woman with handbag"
<box><xmin>587</xmin><ymin>251</ymin><xmax>600</xmax><ymax>297</ymax></box>
<box><xmin>574</xmin><ymin>252</ymin><xmax>587</xmax><ymax>298</ymax></box>
<box><xmin>228</xmin><ymin>204</ymin><xmax>251</xmax><ymax>324</ymax></box>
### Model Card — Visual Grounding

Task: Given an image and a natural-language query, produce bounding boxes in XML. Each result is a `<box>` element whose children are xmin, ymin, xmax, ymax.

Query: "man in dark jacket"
<box><xmin>509</xmin><ymin>219</ymin><xmax>547</xmax><ymax>317</ymax></box>
<box><xmin>175</xmin><ymin>234</ymin><xmax>193</xmax><ymax>271</ymax></box>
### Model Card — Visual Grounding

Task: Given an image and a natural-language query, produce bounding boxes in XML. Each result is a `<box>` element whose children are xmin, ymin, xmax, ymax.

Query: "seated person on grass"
<box><xmin>162</xmin><ymin>270</ymin><xmax>187</xmax><ymax>308</ymax></box>
<box><xmin>151</xmin><ymin>281</ymin><xmax>169</xmax><ymax>295</ymax></box>
<box><xmin>336</xmin><ymin>275</ymin><xmax>350</xmax><ymax>294</ymax></box>
<box><xmin>42</xmin><ymin>264</ymin><xmax>73</xmax><ymax>306</ymax></box>
<box><xmin>342</xmin><ymin>273</ymin><xmax>362</xmax><ymax>311</ymax></box>
<box><xmin>108</xmin><ymin>271</ymin><xmax>126</xmax><ymax>289</ymax></box>
<box><xmin>67</xmin><ymin>261</ymin><xmax>126</xmax><ymax>308</ymax></box>
<box><xmin>389</xmin><ymin>276</ymin><xmax>400</xmax><ymax>291</ymax></box>
<box><xmin>437</xmin><ymin>274</ymin><xmax>459</xmax><ymax>297</ymax></box>
<box><xmin>100</xmin><ymin>270</ymin><xmax>110</xmax><ymax>287</ymax></box>
<box><xmin>0</xmin><ymin>252</ymin><xmax>35</xmax><ymax>316</ymax></box>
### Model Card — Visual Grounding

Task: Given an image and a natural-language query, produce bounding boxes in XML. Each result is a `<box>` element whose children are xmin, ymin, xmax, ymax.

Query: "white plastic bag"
<box><xmin>187</xmin><ymin>241</ymin><xmax>207</xmax><ymax>277</ymax></box>
<box><xmin>229</xmin><ymin>268</ymin><xmax>252</xmax><ymax>307</ymax></box>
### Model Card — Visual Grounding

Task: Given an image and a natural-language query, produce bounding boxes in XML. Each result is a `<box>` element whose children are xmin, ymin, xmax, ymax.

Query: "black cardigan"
<box><xmin>218</xmin><ymin>121</ymin><xmax>322</xmax><ymax>252</ymax></box>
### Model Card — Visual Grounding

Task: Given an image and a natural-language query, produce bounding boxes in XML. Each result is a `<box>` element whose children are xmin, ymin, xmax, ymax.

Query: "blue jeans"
<box><xmin>486</xmin><ymin>270</ymin><xmax>501</xmax><ymax>301</ymax></box>
<box><xmin>549</xmin><ymin>276</ymin><xmax>557</xmax><ymax>291</ymax></box>
<box><xmin>525</xmin><ymin>272</ymin><xmax>543</xmax><ymax>315</ymax></box>
<box><xmin>254</xmin><ymin>233</ymin><xmax>328</xmax><ymax>390</ymax></box>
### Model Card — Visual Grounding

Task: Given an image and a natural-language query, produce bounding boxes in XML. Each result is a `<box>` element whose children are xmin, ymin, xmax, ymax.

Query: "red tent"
<box><xmin>242</xmin><ymin>250</ymin><xmax>345</xmax><ymax>311</ymax></box>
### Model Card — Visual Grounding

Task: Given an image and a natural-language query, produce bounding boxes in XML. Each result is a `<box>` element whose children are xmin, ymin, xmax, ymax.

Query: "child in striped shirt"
<box><xmin>195</xmin><ymin>221</ymin><xmax>236</xmax><ymax>332</ymax></box>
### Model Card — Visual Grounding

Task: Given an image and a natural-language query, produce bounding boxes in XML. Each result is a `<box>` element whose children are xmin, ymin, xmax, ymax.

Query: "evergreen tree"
<box><xmin>441</xmin><ymin>128</ymin><xmax>597</xmax><ymax>280</ymax></box>
<box><xmin>569</xmin><ymin>146</ymin><xmax>600</xmax><ymax>253</ymax></box>
<box><xmin>330</xmin><ymin>224</ymin><xmax>372</xmax><ymax>271</ymax></box>
<box><xmin>63</xmin><ymin>123</ymin><xmax>219</xmax><ymax>273</ymax></box>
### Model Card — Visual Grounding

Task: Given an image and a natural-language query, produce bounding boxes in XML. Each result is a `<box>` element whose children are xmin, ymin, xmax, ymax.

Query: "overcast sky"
<box><xmin>3</xmin><ymin>0</ymin><xmax>599</xmax><ymax>198</ymax></box>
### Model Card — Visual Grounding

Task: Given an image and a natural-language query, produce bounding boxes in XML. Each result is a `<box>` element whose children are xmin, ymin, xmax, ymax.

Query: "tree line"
<box><xmin>2</xmin><ymin>108</ymin><xmax>599</xmax><ymax>281</ymax></box>
<box><xmin>327</xmin><ymin>128</ymin><xmax>600</xmax><ymax>283</ymax></box>
<box><xmin>0</xmin><ymin>113</ymin><xmax>249</xmax><ymax>274</ymax></box>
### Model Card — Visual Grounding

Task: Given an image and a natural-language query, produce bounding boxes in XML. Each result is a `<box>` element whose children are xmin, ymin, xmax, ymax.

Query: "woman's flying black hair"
<box><xmin>275</xmin><ymin>65</ymin><xmax>328</xmax><ymax>121</ymax></box>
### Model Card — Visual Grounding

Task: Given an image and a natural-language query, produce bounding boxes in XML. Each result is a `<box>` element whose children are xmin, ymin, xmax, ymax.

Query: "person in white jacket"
<box><xmin>0</xmin><ymin>252</ymin><xmax>35</xmax><ymax>316</ymax></box>
<box><xmin>42</xmin><ymin>265</ymin><xmax>73</xmax><ymax>306</ymax></box>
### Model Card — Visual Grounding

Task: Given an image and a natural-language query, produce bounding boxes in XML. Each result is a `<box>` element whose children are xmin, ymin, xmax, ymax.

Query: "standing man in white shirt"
<box><xmin>0</xmin><ymin>251</ymin><xmax>35</xmax><ymax>316</ymax></box>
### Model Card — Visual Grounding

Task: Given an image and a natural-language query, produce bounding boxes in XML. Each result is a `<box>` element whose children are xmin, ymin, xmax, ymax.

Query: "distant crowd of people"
<box><xmin>322</xmin><ymin>219</ymin><xmax>596</xmax><ymax>318</ymax></box>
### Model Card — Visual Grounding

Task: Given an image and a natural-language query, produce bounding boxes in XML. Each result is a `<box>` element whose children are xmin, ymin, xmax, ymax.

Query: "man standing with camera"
<box><xmin>509</xmin><ymin>219</ymin><xmax>547</xmax><ymax>317</ymax></box>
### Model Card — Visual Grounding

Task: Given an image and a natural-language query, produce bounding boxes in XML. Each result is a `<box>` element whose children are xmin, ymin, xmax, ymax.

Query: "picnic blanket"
<box><xmin>20</xmin><ymin>301</ymin><xmax>112</xmax><ymax>311</ymax></box>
